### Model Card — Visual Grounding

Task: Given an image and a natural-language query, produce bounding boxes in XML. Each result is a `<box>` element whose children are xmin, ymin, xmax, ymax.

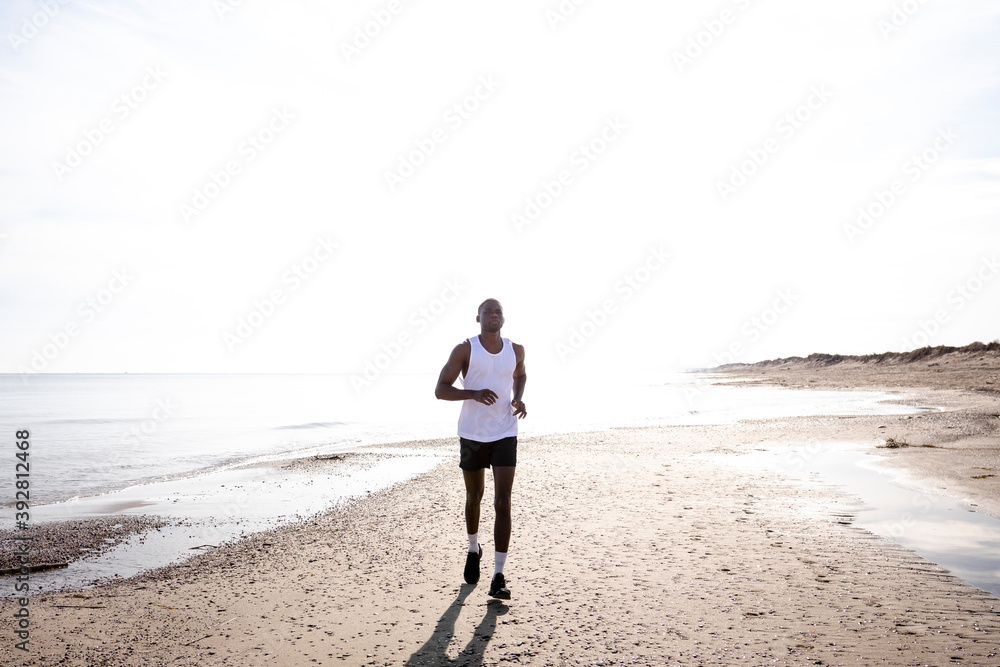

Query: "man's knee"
<box><xmin>466</xmin><ymin>487</ymin><xmax>485</xmax><ymax>504</ymax></box>
<box><xmin>494</xmin><ymin>495</ymin><xmax>511</xmax><ymax>515</ymax></box>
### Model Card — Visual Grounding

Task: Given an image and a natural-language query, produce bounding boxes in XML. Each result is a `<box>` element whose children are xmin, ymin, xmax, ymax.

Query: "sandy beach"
<box><xmin>713</xmin><ymin>343</ymin><xmax>1000</xmax><ymax>521</ymax></box>
<box><xmin>4</xmin><ymin>354</ymin><xmax>1000</xmax><ymax>665</ymax></box>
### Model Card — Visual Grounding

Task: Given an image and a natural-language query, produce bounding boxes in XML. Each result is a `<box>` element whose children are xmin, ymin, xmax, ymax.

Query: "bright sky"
<box><xmin>1</xmin><ymin>0</ymin><xmax>998</xmax><ymax>380</ymax></box>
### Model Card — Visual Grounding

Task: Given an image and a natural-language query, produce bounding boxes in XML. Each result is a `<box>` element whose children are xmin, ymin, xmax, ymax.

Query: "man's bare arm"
<box><xmin>435</xmin><ymin>342</ymin><xmax>498</xmax><ymax>404</ymax></box>
<box><xmin>511</xmin><ymin>343</ymin><xmax>527</xmax><ymax>419</ymax></box>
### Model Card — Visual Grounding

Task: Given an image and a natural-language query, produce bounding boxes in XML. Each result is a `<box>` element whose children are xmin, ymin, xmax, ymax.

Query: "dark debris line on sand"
<box><xmin>0</xmin><ymin>515</ymin><xmax>175</xmax><ymax>573</ymax></box>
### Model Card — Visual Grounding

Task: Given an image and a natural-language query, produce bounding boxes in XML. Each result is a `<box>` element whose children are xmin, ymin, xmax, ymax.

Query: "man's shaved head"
<box><xmin>478</xmin><ymin>298</ymin><xmax>502</xmax><ymax>316</ymax></box>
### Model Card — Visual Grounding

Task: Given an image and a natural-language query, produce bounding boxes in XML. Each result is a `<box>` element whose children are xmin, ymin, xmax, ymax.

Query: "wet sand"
<box><xmin>3</xmin><ymin>388</ymin><xmax>1000</xmax><ymax>666</ymax></box>
<box><xmin>0</xmin><ymin>516</ymin><xmax>174</xmax><ymax>573</ymax></box>
<box><xmin>712</xmin><ymin>345</ymin><xmax>1000</xmax><ymax>520</ymax></box>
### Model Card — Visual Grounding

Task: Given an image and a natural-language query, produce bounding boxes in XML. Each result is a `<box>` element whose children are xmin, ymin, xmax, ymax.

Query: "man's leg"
<box><xmin>492</xmin><ymin>466</ymin><xmax>515</xmax><ymax>560</ymax></box>
<box><xmin>463</xmin><ymin>469</ymin><xmax>486</xmax><ymax>535</ymax></box>
<box><xmin>488</xmin><ymin>465</ymin><xmax>515</xmax><ymax>599</ymax></box>
<box><xmin>462</xmin><ymin>468</ymin><xmax>486</xmax><ymax>585</ymax></box>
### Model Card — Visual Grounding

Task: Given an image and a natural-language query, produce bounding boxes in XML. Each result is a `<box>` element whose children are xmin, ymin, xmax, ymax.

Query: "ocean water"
<box><xmin>0</xmin><ymin>372</ymin><xmax>929</xmax><ymax>507</ymax></box>
<box><xmin>2</xmin><ymin>373</ymin><xmax>452</xmax><ymax>507</ymax></box>
<box><xmin>0</xmin><ymin>371</ymin><xmax>941</xmax><ymax>592</ymax></box>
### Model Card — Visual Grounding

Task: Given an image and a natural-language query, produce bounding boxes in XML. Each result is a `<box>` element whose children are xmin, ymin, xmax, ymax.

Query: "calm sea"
<box><xmin>0</xmin><ymin>371</ymin><xmax>925</xmax><ymax>507</ymax></box>
<box><xmin>0</xmin><ymin>372</ymin><xmax>940</xmax><ymax>592</ymax></box>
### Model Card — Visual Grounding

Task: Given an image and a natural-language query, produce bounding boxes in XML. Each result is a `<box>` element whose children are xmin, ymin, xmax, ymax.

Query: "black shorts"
<box><xmin>459</xmin><ymin>436</ymin><xmax>517</xmax><ymax>471</ymax></box>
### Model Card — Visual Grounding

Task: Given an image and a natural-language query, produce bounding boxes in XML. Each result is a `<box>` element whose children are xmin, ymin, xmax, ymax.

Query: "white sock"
<box><xmin>494</xmin><ymin>551</ymin><xmax>507</xmax><ymax>576</ymax></box>
<box><xmin>468</xmin><ymin>533</ymin><xmax>479</xmax><ymax>553</ymax></box>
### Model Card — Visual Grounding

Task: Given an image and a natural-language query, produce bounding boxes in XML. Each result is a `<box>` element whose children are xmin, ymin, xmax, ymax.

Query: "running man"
<box><xmin>435</xmin><ymin>298</ymin><xmax>527</xmax><ymax>599</ymax></box>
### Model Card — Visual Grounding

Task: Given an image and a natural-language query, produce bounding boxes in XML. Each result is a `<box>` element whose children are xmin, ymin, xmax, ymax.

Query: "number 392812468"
<box><xmin>15</xmin><ymin>430</ymin><xmax>30</xmax><ymax>524</ymax></box>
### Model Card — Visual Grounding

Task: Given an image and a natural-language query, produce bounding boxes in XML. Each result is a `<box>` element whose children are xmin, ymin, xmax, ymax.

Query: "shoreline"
<box><xmin>3</xmin><ymin>383</ymin><xmax>1000</xmax><ymax>665</ymax></box>
<box><xmin>0</xmin><ymin>516</ymin><xmax>175</xmax><ymax>574</ymax></box>
<box><xmin>0</xmin><ymin>377</ymin><xmax>931</xmax><ymax>593</ymax></box>
<box><xmin>0</xmin><ymin>384</ymin><xmax>936</xmax><ymax>596</ymax></box>
<box><xmin>2</xmin><ymin>443</ymin><xmax>452</xmax><ymax>594</ymax></box>
<box><xmin>1</xmin><ymin>370</ymin><xmax>929</xmax><ymax>512</ymax></box>
<box><xmin>708</xmin><ymin>355</ymin><xmax>1000</xmax><ymax>520</ymax></box>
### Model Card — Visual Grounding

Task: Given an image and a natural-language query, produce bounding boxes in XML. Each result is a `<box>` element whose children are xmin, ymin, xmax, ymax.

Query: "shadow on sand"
<box><xmin>405</xmin><ymin>583</ymin><xmax>508</xmax><ymax>666</ymax></box>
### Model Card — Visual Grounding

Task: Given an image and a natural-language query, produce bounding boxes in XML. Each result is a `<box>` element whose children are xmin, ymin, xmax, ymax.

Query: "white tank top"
<box><xmin>457</xmin><ymin>336</ymin><xmax>518</xmax><ymax>441</ymax></box>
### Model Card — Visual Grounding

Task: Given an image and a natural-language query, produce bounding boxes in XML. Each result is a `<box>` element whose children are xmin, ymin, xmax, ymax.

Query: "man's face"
<box><xmin>477</xmin><ymin>301</ymin><xmax>504</xmax><ymax>333</ymax></box>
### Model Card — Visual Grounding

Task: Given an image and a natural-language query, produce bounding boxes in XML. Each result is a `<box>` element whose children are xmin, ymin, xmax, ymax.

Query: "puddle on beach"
<box><xmin>732</xmin><ymin>444</ymin><xmax>1000</xmax><ymax>598</ymax></box>
<box><xmin>3</xmin><ymin>448</ymin><xmax>447</xmax><ymax>594</ymax></box>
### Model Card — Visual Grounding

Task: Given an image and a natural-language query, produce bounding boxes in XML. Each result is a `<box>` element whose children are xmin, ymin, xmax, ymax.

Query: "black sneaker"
<box><xmin>488</xmin><ymin>573</ymin><xmax>510</xmax><ymax>599</ymax></box>
<box><xmin>464</xmin><ymin>546</ymin><xmax>482</xmax><ymax>584</ymax></box>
